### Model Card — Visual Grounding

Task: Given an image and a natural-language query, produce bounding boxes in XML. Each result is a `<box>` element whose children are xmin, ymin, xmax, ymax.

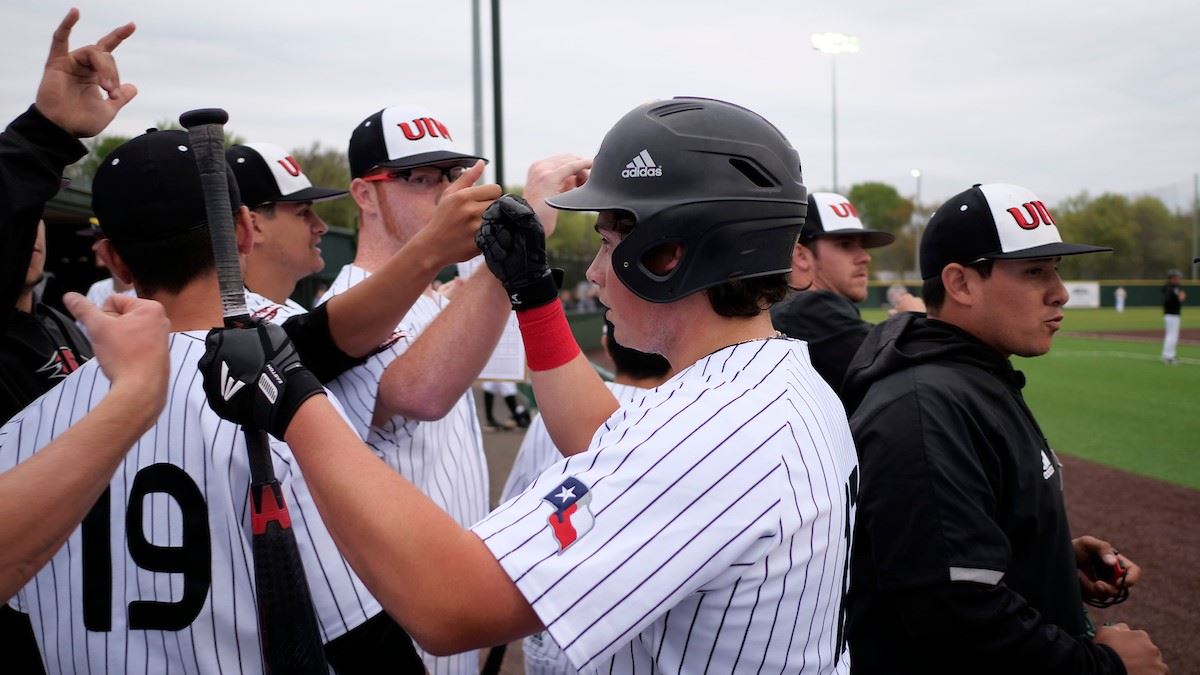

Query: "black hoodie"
<box><xmin>841</xmin><ymin>313</ymin><xmax>1124</xmax><ymax>675</ymax></box>
<box><xmin>770</xmin><ymin>288</ymin><xmax>870</xmax><ymax>394</ymax></box>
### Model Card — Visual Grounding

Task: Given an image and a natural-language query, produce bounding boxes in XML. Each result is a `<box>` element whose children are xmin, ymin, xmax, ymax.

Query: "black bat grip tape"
<box><xmin>180</xmin><ymin>108</ymin><xmax>229</xmax><ymax>129</ymax></box>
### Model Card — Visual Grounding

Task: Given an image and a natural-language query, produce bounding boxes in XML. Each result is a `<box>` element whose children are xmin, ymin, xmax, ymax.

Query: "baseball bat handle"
<box><xmin>246</xmin><ymin>430</ymin><xmax>326</xmax><ymax>674</ymax></box>
<box><xmin>180</xmin><ymin>108</ymin><xmax>229</xmax><ymax>129</ymax></box>
<box><xmin>179</xmin><ymin>107</ymin><xmax>248</xmax><ymax>322</ymax></box>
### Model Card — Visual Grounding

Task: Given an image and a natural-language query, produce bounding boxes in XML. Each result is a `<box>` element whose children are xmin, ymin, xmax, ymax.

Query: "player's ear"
<box><xmin>642</xmin><ymin>241</ymin><xmax>685</xmax><ymax>276</ymax></box>
<box><xmin>787</xmin><ymin>242</ymin><xmax>815</xmax><ymax>290</ymax></box>
<box><xmin>350</xmin><ymin>178</ymin><xmax>378</xmax><ymax>217</ymax></box>
<box><xmin>941</xmin><ymin>263</ymin><xmax>974</xmax><ymax>308</ymax></box>
<box><xmin>235</xmin><ymin>206</ymin><xmax>254</xmax><ymax>255</ymax></box>
<box><xmin>247</xmin><ymin>208</ymin><xmax>267</xmax><ymax>240</ymax></box>
<box><xmin>96</xmin><ymin>239</ymin><xmax>134</xmax><ymax>286</ymax></box>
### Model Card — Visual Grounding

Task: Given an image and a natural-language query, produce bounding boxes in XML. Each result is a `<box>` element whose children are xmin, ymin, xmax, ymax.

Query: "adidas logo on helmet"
<box><xmin>621</xmin><ymin>149</ymin><xmax>663</xmax><ymax>178</ymax></box>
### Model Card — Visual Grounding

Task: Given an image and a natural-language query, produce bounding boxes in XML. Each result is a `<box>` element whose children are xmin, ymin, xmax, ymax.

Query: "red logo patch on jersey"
<box><xmin>250</xmin><ymin>305</ymin><xmax>282</xmax><ymax>322</ymax></box>
<box><xmin>543</xmin><ymin>477</ymin><xmax>594</xmax><ymax>553</ymax></box>
<box><xmin>379</xmin><ymin>330</ymin><xmax>407</xmax><ymax>351</ymax></box>
<box><xmin>36</xmin><ymin>347</ymin><xmax>83</xmax><ymax>380</ymax></box>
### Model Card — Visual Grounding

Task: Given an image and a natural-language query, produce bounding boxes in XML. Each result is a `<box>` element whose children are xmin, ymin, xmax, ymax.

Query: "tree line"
<box><xmin>68</xmin><ymin>136</ymin><xmax>1194</xmax><ymax>281</ymax></box>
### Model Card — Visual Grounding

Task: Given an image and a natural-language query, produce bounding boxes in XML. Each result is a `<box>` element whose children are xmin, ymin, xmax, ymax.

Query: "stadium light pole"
<box><xmin>911</xmin><ymin>168</ymin><xmax>922</xmax><ymax>278</ymax></box>
<box><xmin>811</xmin><ymin>32</ymin><xmax>860</xmax><ymax>194</ymax></box>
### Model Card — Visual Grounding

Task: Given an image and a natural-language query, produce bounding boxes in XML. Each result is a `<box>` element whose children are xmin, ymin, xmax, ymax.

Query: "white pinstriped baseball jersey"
<box><xmin>475</xmin><ymin>337</ymin><xmax>859</xmax><ymax>674</ymax></box>
<box><xmin>0</xmin><ymin>331</ymin><xmax>382</xmax><ymax>675</ymax></box>
<box><xmin>500</xmin><ymin>382</ymin><xmax>641</xmax><ymax>675</ymax></box>
<box><xmin>501</xmin><ymin>382</ymin><xmax>641</xmax><ymax>505</ymax></box>
<box><xmin>319</xmin><ymin>264</ymin><xmax>488</xmax><ymax>675</ymax></box>
<box><xmin>243</xmin><ymin>289</ymin><xmax>306</xmax><ymax>323</ymax></box>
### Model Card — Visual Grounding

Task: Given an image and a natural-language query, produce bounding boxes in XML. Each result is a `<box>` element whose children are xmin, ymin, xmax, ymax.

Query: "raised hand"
<box><xmin>415</xmin><ymin>160</ymin><xmax>503</xmax><ymax>265</ymax></box>
<box><xmin>36</xmin><ymin>8</ymin><xmax>138</xmax><ymax>138</ymax></box>
<box><xmin>476</xmin><ymin>194</ymin><xmax>557</xmax><ymax>309</ymax></box>
<box><xmin>522</xmin><ymin>154</ymin><xmax>591</xmax><ymax>237</ymax></box>
<box><xmin>64</xmin><ymin>292</ymin><xmax>169</xmax><ymax>424</ymax></box>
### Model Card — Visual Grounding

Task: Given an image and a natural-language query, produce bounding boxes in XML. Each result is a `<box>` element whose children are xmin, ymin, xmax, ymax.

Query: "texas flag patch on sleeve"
<box><xmin>543</xmin><ymin>477</ymin><xmax>595</xmax><ymax>553</ymax></box>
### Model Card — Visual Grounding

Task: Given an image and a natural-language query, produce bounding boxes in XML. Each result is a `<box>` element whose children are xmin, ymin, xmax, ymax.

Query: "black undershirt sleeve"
<box><xmin>281</xmin><ymin>303</ymin><xmax>367</xmax><ymax>384</ymax></box>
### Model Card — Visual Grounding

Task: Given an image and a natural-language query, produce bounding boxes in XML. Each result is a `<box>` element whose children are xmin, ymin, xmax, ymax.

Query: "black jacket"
<box><xmin>770</xmin><ymin>289</ymin><xmax>870</xmax><ymax>394</ymax></box>
<box><xmin>2</xmin><ymin>106</ymin><xmax>92</xmax><ymax>424</ymax></box>
<box><xmin>2</xmin><ymin>106</ymin><xmax>86</xmax><ymax>326</ymax></box>
<box><xmin>841</xmin><ymin>313</ymin><xmax>1124</xmax><ymax>675</ymax></box>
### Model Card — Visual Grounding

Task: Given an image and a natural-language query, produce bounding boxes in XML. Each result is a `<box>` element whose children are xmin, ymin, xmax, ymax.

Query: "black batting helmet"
<box><xmin>547</xmin><ymin>97</ymin><xmax>808</xmax><ymax>303</ymax></box>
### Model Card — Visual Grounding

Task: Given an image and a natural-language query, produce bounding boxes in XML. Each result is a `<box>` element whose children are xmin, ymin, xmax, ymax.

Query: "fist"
<box><xmin>199</xmin><ymin>322</ymin><xmax>324</xmax><ymax>440</ymax></box>
<box><xmin>477</xmin><ymin>194</ymin><xmax>557</xmax><ymax>309</ymax></box>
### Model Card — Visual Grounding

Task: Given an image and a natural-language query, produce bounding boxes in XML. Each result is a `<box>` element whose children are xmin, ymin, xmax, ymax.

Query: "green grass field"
<box><xmin>860</xmin><ymin>307</ymin><xmax>1199</xmax><ymax>490</ymax></box>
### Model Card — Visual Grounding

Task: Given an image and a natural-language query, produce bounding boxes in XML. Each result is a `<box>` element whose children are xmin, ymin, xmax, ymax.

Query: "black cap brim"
<box><xmin>372</xmin><ymin>150</ymin><xmax>485</xmax><ymax>173</ymax></box>
<box><xmin>274</xmin><ymin>186</ymin><xmax>348</xmax><ymax>204</ymax></box>
<box><xmin>982</xmin><ymin>242</ymin><xmax>1112</xmax><ymax>262</ymax></box>
<box><xmin>810</xmin><ymin>227</ymin><xmax>895</xmax><ymax>249</ymax></box>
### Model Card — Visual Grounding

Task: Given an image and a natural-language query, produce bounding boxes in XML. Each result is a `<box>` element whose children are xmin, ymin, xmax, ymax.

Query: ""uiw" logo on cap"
<box><xmin>1007</xmin><ymin>201</ymin><xmax>1056</xmax><ymax>230</ymax></box>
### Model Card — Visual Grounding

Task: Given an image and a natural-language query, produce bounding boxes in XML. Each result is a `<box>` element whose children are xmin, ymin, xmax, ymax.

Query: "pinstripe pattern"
<box><xmin>474</xmin><ymin>338</ymin><xmax>858</xmax><ymax>673</ymax></box>
<box><xmin>500</xmin><ymin>382</ymin><xmax>641</xmax><ymax>675</ymax></box>
<box><xmin>0</xmin><ymin>330</ymin><xmax>381</xmax><ymax>674</ymax></box>
<box><xmin>318</xmin><ymin>264</ymin><xmax>488</xmax><ymax>675</ymax></box>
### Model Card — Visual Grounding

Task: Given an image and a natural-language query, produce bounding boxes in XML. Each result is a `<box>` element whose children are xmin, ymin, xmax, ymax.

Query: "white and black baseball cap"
<box><xmin>348</xmin><ymin>105</ymin><xmax>484</xmax><ymax>178</ymax></box>
<box><xmin>226</xmin><ymin>143</ymin><xmax>347</xmax><ymax>207</ymax></box>
<box><xmin>801</xmin><ymin>192</ymin><xmax>894</xmax><ymax>248</ymax></box>
<box><xmin>920</xmin><ymin>183</ymin><xmax>1111</xmax><ymax>280</ymax></box>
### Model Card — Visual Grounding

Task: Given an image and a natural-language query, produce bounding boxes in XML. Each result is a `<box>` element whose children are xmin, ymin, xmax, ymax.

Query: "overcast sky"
<box><xmin>3</xmin><ymin>1</ymin><xmax>1198</xmax><ymax>210</ymax></box>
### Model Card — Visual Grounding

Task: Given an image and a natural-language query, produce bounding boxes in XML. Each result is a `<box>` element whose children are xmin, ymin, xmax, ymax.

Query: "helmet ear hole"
<box><xmin>728</xmin><ymin>158</ymin><xmax>777</xmax><ymax>188</ymax></box>
<box><xmin>640</xmin><ymin>241</ymin><xmax>685</xmax><ymax>278</ymax></box>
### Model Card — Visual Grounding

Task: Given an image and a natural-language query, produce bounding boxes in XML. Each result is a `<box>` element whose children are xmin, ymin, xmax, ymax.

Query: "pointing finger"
<box><xmin>64</xmin><ymin>291</ymin><xmax>104</xmax><ymax>327</ymax></box>
<box><xmin>444</xmin><ymin>160</ymin><xmax>487</xmax><ymax>197</ymax></box>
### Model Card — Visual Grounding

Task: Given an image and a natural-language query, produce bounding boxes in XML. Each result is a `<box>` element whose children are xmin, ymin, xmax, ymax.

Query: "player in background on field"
<box><xmin>499</xmin><ymin>318</ymin><xmax>670</xmax><ymax>675</ymax></box>
<box><xmin>227</xmin><ymin>142</ymin><xmax>346</xmax><ymax>310</ymax></box>
<box><xmin>841</xmin><ymin>183</ymin><xmax>1167</xmax><ymax>674</ymax></box>
<box><xmin>199</xmin><ymin>96</ymin><xmax>858</xmax><ymax>674</ymax></box>
<box><xmin>1161</xmin><ymin>269</ymin><xmax>1186</xmax><ymax>365</ymax></box>
<box><xmin>770</xmin><ymin>191</ymin><xmax>925</xmax><ymax>394</ymax></box>
<box><xmin>320</xmin><ymin>103</ymin><xmax>589</xmax><ymax>675</ymax></box>
<box><xmin>481</xmin><ymin>380</ymin><xmax>531</xmax><ymax>430</ymax></box>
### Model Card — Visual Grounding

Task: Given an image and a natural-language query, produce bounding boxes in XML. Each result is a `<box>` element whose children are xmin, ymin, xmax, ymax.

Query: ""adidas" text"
<box><xmin>621</xmin><ymin>149</ymin><xmax>663</xmax><ymax>179</ymax></box>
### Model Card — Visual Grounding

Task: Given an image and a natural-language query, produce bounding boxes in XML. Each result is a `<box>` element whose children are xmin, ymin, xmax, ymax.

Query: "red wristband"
<box><xmin>517</xmin><ymin>301</ymin><xmax>581</xmax><ymax>371</ymax></box>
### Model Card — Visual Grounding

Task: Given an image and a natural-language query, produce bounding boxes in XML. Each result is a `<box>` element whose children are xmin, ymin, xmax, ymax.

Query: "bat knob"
<box><xmin>180</xmin><ymin>108</ymin><xmax>229</xmax><ymax>129</ymax></box>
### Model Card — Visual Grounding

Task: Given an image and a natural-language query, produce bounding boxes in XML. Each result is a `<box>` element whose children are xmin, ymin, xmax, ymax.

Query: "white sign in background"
<box><xmin>1064</xmin><ymin>282</ymin><xmax>1100</xmax><ymax>308</ymax></box>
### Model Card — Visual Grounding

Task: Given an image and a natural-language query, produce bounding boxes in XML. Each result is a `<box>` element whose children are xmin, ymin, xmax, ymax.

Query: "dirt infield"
<box><xmin>1068</xmin><ymin>328</ymin><xmax>1200</xmax><ymax>345</ymax></box>
<box><xmin>1060</xmin><ymin>454</ymin><xmax>1199</xmax><ymax>673</ymax></box>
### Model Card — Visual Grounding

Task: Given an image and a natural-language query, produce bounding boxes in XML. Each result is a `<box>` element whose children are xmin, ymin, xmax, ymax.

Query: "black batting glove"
<box><xmin>476</xmin><ymin>193</ymin><xmax>560</xmax><ymax>310</ymax></box>
<box><xmin>199</xmin><ymin>321</ymin><xmax>324</xmax><ymax>440</ymax></box>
